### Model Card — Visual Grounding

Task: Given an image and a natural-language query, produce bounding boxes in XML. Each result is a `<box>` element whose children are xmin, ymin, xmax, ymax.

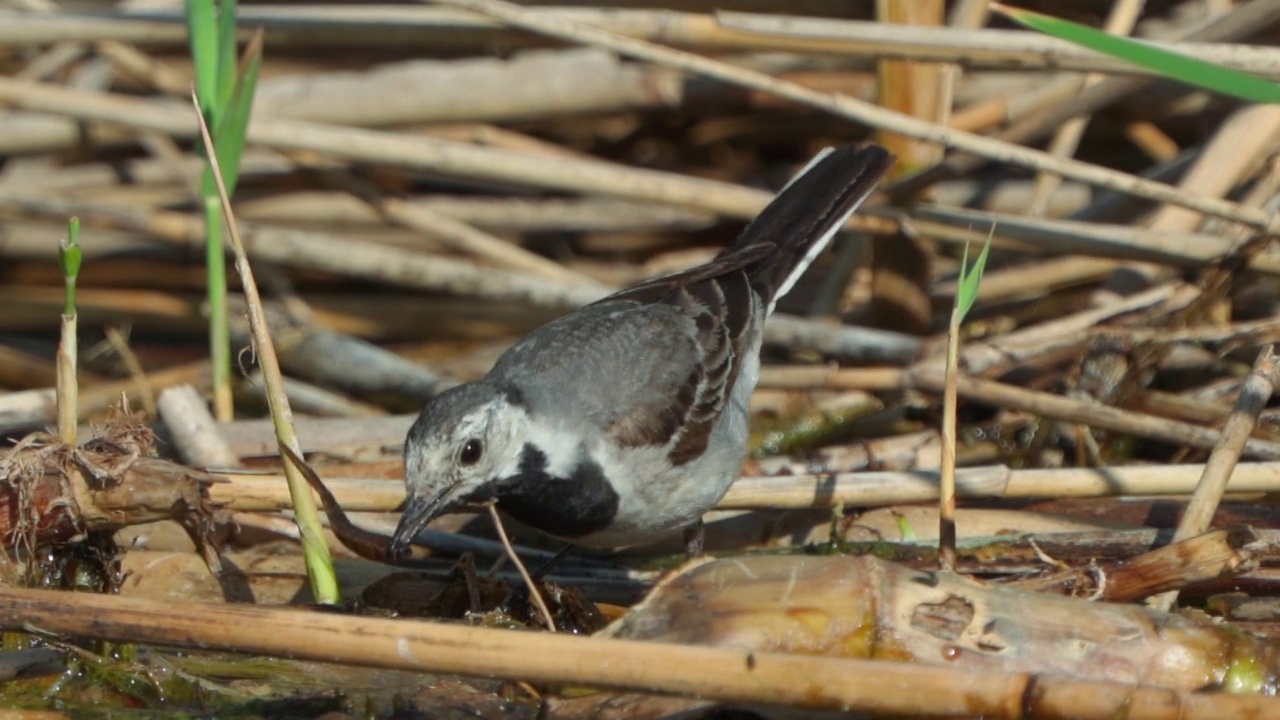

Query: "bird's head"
<box><xmin>389</xmin><ymin>381</ymin><xmax>529</xmax><ymax>561</ymax></box>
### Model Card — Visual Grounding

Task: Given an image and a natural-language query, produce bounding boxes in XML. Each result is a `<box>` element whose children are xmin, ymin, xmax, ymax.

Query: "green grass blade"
<box><xmin>995</xmin><ymin>4</ymin><xmax>1280</xmax><ymax>104</ymax></box>
<box><xmin>215</xmin><ymin>0</ymin><xmax>239</xmax><ymax>112</ymax></box>
<box><xmin>213</xmin><ymin>29</ymin><xmax>262</xmax><ymax>198</ymax></box>
<box><xmin>954</xmin><ymin>229</ymin><xmax>993</xmax><ymax>322</ymax></box>
<box><xmin>184</xmin><ymin>0</ymin><xmax>220</xmax><ymax>129</ymax></box>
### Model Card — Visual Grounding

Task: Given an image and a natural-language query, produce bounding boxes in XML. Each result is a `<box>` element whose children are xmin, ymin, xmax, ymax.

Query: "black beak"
<box><xmin>387</xmin><ymin>492</ymin><xmax>451</xmax><ymax>563</ymax></box>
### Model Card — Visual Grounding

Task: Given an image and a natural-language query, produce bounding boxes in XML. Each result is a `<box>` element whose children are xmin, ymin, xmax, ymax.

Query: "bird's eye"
<box><xmin>459</xmin><ymin>438</ymin><xmax>483</xmax><ymax>466</ymax></box>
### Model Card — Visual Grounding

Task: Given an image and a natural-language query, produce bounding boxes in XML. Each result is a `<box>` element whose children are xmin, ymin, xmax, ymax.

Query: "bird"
<box><xmin>388</xmin><ymin>144</ymin><xmax>894</xmax><ymax>561</ymax></box>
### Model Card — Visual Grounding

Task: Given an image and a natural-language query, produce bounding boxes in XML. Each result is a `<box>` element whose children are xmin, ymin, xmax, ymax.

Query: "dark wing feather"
<box><xmin>527</xmin><ymin>146</ymin><xmax>892</xmax><ymax>465</ymax></box>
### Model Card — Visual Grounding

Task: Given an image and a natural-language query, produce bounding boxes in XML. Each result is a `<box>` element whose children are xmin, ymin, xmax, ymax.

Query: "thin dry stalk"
<box><xmin>18</xmin><ymin>7</ymin><xmax>1280</xmax><ymax>78</ymax></box>
<box><xmin>211</xmin><ymin>459</ymin><xmax>1280</xmax><ymax>515</ymax></box>
<box><xmin>912</xmin><ymin>206</ymin><xmax>1280</xmax><ymax>276</ymax></box>
<box><xmin>1170</xmin><ymin>346</ymin><xmax>1278</xmax><ymax>538</ymax></box>
<box><xmin>940</xmin><ymin>313</ymin><xmax>960</xmax><ymax>573</ymax></box>
<box><xmin>1150</xmin><ymin>347</ymin><xmax>1279</xmax><ymax>612</ymax></box>
<box><xmin>425</xmin><ymin>0</ymin><xmax>1274</xmax><ymax>229</ymax></box>
<box><xmin>0</xmin><ymin>584</ymin><xmax>1278</xmax><ymax>719</ymax></box>
<box><xmin>1025</xmin><ymin>0</ymin><xmax>1144</xmax><ymax>217</ymax></box>
<box><xmin>910</xmin><ymin>368</ymin><xmax>1280</xmax><ymax>459</ymax></box>
<box><xmin>485</xmin><ymin>503</ymin><xmax>555</xmax><ymax>632</ymax></box>
<box><xmin>55</xmin><ymin>315</ymin><xmax>76</xmax><ymax>445</ymax></box>
<box><xmin>755</xmin><ymin>366</ymin><xmax>907</xmax><ymax>392</ymax></box>
<box><xmin>1095</xmin><ymin>103</ymin><xmax>1280</xmax><ymax>299</ymax></box>
<box><xmin>717</xmin><ymin>461</ymin><xmax>1280</xmax><ymax>511</ymax></box>
<box><xmin>55</xmin><ymin>219</ymin><xmax>80</xmax><ymax>445</ymax></box>
<box><xmin>102</xmin><ymin>326</ymin><xmax>156</xmax><ymax>416</ymax></box>
<box><xmin>190</xmin><ymin>91</ymin><xmax>338</xmax><ymax>604</ymax></box>
<box><xmin>898</xmin><ymin>0</ymin><xmax>1280</xmax><ymax>199</ymax></box>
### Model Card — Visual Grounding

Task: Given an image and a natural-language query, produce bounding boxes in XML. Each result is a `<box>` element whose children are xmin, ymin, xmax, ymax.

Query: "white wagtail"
<box><xmin>389</xmin><ymin>144</ymin><xmax>893</xmax><ymax>560</ymax></box>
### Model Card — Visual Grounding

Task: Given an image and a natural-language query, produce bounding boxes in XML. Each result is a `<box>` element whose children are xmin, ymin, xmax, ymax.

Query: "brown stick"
<box><xmin>0</xmin><ymin>585</ymin><xmax>1275</xmax><ymax>719</ymax></box>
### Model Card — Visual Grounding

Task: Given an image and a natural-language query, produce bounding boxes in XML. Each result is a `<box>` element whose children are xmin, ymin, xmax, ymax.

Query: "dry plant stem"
<box><xmin>6</xmin><ymin>78</ymin><xmax>1269</xmax><ymax>268</ymax></box>
<box><xmin>292</xmin><ymin>153</ymin><xmax>600</xmax><ymax>285</ymax></box>
<box><xmin>0</xmin><ymin>78</ymin><xmax>889</xmax><ymax>230</ymax></box>
<box><xmin>1150</xmin><ymin>347</ymin><xmax>1279</xmax><ymax>612</ymax></box>
<box><xmin>0</xmin><ymin>586</ymin><xmax>1277</xmax><ymax>720</ymax></box>
<box><xmin>156</xmin><ymin>384</ymin><xmax>240</xmax><ymax>469</ymax></box>
<box><xmin>955</xmin><ymin>283</ymin><xmax>1197</xmax><ymax>376</ymax></box>
<box><xmin>1025</xmin><ymin>0</ymin><xmax>1144</xmax><ymax>217</ymax></box>
<box><xmin>486</xmin><ymin>503</ymin><xmax>555</xmax><ymax>632</ymax></box>
<box><xmin>925</xmin><ymin>0</ymin><xmax>1280</xmax><ymax>194</ymax></box>
<box><xmin>0</xmin><ymin>21</ymin><xmax>1263</xmax><ymax>229</ymax></box>
<box><xmin>191</xmin><ymin>92</ymin><xmax>338</xmax><ymax>605</ymax></box>
<box><xmin>717</xmin><ymin>462</ymin><xmax>1280</xmax><ymax>510</ymax></box>
<box><xmin>1097</xmin><ymin>103</ymin><xmax>1280</xmax><ymax>300</ymax></box>
<box><xmin>1174</xmin><ymin>346</ymin><xmax>1277</xmax><ymax>541</ymax></box>
<box><xmin>912</xmin><ymin>206</ymin><xmax>1280</xmax><ymax>276</ymax></box>
<box><xmin>378</xmin><ymin>198</ymin><xmax>600</xmax><ymax>285</ymax></box>
<box><xmin>1092</xmin><ymin>528</ymin><xmax>1254</xmax><ymax>602</ymax></box>
<box><xmin>55</xmin><ymin>314</ymin><xmax>76</xmax><ymax>446</ymax></box>
<box><xmin>244</xmin><ymin>370</ymin><xmax>386</xmax><ymax>419</ymax></box>
<box><xmin>102</xmin><ymin>326</ymin><xmax>156</xmax><ymax>416</ymax></box>
<box><xmin>17</xmin><ymin>7</ymin><xmax>1280</xmax><ymax>78</ymax></box>
<box><xmin>756</xmin><ymin>366</ymin><xmax>906</xmax><ymax>392</ymax></box>
<box><xmin>0</xmin><ymin>361</ymin><xmax>210</xmax><ymax>435</ymax></box>
<box><xmin>939</xmin><ymin>313</ymin><xmax>959</xmax><ymax>573</ymax></box>
<box><xmin>910</xmin><ymin>368</ymin><xmax>1280</xmax><ymax>459</ymax></box>
<box><xmin>3</xmin><ymin>196</ymin><xmax>923</xmax><ymax>363</ymax></box>
<box><xmin>213</xmin><ymin>460</ymin><xmax>1280</xmax><ymax>514</ymax></box>
<box><xmin>423</xmin><ymin>0</ymin><xmax>1273</xmax><ymax>230</ymax></box>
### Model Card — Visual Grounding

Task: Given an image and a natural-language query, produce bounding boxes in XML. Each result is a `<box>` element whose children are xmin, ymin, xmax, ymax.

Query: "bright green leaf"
<box><xmin>185</xmin><ymin>0</ymin><xmax>220</xmax><ymax>130</ymax></box>
<box><xmin>215</xmin><ymin>0</ymin><xmax>240</xmax><ymax>112</ymax></box>
<box><xmin>995</xmin><ymin>4</ymin><xmax>1280</xmax><ymax>104</ymax></box>
<box><xmin>213</xmin><ymin>29</ymin><xmax>262</xmax><ymax>198</ymax></box>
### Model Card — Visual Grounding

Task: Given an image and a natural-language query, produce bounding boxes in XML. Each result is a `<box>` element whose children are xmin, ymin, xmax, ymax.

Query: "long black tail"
<box><xmin>734</xmin><ymin>144</ymin><xmax>893</xmax><ymax>305</ymax></box>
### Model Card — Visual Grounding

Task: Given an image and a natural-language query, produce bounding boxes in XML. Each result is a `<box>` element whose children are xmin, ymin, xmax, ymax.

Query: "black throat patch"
<box><xmin>495</xmin><ymin>443</ymin><xmax>620</xmax><ymax>538</ymax></box>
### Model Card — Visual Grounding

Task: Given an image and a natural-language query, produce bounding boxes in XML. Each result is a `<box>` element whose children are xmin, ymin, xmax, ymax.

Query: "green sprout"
<box><xmin>59</xmin><ymin>216</ymin><xmax>81</xmax><ymax>318</ymax></box>
<box><xmin>185</xmin><ymin>0</ymin><xmax>263</xmax><ymax>422</ymax></box>
<box><xmin>938</xmin><ymin>227</ymin><xmax>993</xmax><ymax>572</ymax></box>
<box><xmin>57</xmin><ymin>216</ymin><xmax>82</xmax><ymax>446</ymax></box>
<box><xmin>994</xmin><ymin>4</ymin><xmax>1280</xmax><ymax>104</ymax></box>
<box><xmin>953</xmin><ymin>232</ymin><xmax>992</xmax><ymax>326</ymax></box>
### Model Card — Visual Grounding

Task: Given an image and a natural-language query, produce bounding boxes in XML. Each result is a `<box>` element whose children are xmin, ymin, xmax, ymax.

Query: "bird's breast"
<box><xmin>494</xmin><ymin>443</ymin><xmax>620</xmax><ymax>538</ymax></box>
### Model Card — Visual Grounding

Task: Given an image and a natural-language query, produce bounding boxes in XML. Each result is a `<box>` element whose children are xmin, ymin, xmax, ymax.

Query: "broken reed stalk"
<box><xmin>55</xmin><ymin>216</ymin><xmax>81</xmax><ymax>446</ymax></box>
<box><xmin>486</xmin><ymin>503</ymin><xmax>556</xmax><ymax>632</ymax></box>
<box><xmin>1150</xmin><ymin>345</ymin><xmax>1278</xmax><ymax>612</ymax></box>
<box><xmin>191</xmin><ymin>89</ymin><xmax>338</xmax><ymax>604</ymax></box>
<box><xmin>0</xmin><ymin>584</ymin><xmax>1277</xmax><ymax>720</ymax></box>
